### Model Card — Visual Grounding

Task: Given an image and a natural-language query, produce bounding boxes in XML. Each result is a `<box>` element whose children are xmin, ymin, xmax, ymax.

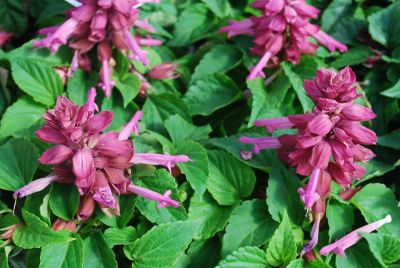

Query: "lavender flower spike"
<box><xmin>320</xmin><ymin>215</ymin><xmax>392</xmax><ymax>256</ymax></box>
<box><xmin>13</xmin><ymin>174</ymin><xmax>62</xmax><ymax>199</ymax></box>
<box><xmin>118</xmin><ymin>111</ymin><xmax>143</xmax><ymax>140</ymax></box>
<box><xmin>131</xmin><ymin>153</ymin><xmax>190</xmax><ymax>172</ymax></box>
<box><xmin>127</xmin><ymin>184</ymin><xmax>179</xmax><ymax>208</ymax></box>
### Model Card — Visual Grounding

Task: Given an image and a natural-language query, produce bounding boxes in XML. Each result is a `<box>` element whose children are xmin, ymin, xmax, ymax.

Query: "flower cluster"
<box><xmin>14</xmin><ymin>88</ymin><xmax>189</xmax><ymax>221</ymax></box>
<box><xmin>239</xmin><ymin>66</ymin><xmax>377</xmax><ymax>254</ymax></box>
<box><xmin>220</xmin><ymin>0</ymin><xmax>347</xmax><ymax>80</ymax></box>
<box><xmin>33</xmin><ymin>0</ymin><xmax>161</xmax><ymax>97</ymax></box>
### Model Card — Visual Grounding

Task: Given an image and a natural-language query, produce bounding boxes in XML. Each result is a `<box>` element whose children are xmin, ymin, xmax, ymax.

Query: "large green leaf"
<box><xmin>39</xmin><ymin>235</ymin><xmax>84</xmax><ymax>268</ymax></box>
<box><xmin>103</xmin><ymin>227</ymin><xmax>137</xmax><ymax>248</ymax></box>
<box><xmin>191</xmin><ymin>45</ymin><xmax>242</xmax><ymax>81</ymax></box>
<box><xmin>216</xmin><ymin>247</ymin><xmax>269</xmax><ymax>268</ymax></box>
<box><xmin>206</xmin><ymin>150</ymin><xmax>256</xmax><ymax>205</ymax></box>
<box><xmin>83</xmin><ymin>232</ymin><xmax>117</xmax><ymax>268</ymax></box>
<box><xmin>222</xmin><ymin>200</ymin><xmax>278</xmax><ymax>256</ymax></box>
<box><xmin>188</xmin><ymin>192</ymin><xmax>235</xmax><ymax>240</ymax></box>
<box><xmin>363</xmin><ymin>233</ymin><xmax>400</xmax><ymax>266</ymax></box>
<box><xmin>11</xmin><ymin>59</ymin><xmax>63</xmax><ymax>106</ymax></box>
<box><xmin>0</xmin><ymin>138</ymin><xmax>39</xmax><ymax>191</ymax></box>
<box><xmin>164</xmin><ymin>115</ymin><xmax>211</xmax><ymax>145</ymax></box>
<box><xmin>368</xmin><ymin>2</ymin><xmax>400</xmax><ymax>48</ymax></box>
<box><xmin>13</xmin><ymin>210</ymin><xmax>74</xmax><ymax>249</ymax></box>
<box><xmin>115</xmin><ymin>73</ymin><xmax>140</xmax><ymax>108</ymax></box>
<box><xmin>351</xmin><ymin>183</ymin><xmax>400</xmax><ymax>238</ymax></box>
<box><xmin>124</xmin><ymin>221</ymin><xmax>197</xmax><ymax>268</ymax></box>
<box><xmin>185</xmin><ymin>74</ymin><xmax>242</xmax><ymax>116</ymax></box>
<box><xmin>49</xmin><ymin>183</ymin><xmax>80</xmax><ymax>220</ymax></box>
<box><xmin>187</xmin><ymin>238</ymin><xmax>221</xmax><ymax>268</ymax></box>
<box><xmin>266</xmin><ymin>212</ymin><xmax>297</xmax><ymax>267</ymax></box>
<box><xmin>321</xmin><ymin>0</ymin><xmax>354</xmax><ymax>33</ymax></box>
<box><xmin>327</xmin><ymin>200</ymin><xmax>354</xmax><ymax>242</ymax></box>
<box><xmin>0</xmin><ymin>97</ymin><xmax>46</xmax><ymax>139</ymax></box>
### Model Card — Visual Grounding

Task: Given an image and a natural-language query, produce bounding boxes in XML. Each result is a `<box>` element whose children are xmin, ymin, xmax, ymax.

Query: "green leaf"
<box><xmin>321</xmin><ymin>0</ymin><xmax>354</xmax><ymax>33</ymax></box>
<box><xmin>191</xmin><ymin>45</ymin><xmax>242</xmax><ymax>81</ymax></box>
<box><xmin>202</xmin><ymin>0</ymin><xmax>233</xmax><ymax>18</ymax></box>
<box><xmin>103</xmin><ymin>227</ymin><xmax>137</xmax><ymax>248</ymax></box>
<box><xmin>66</xmin><ymin>70</ymin><xmax>97</xmax><ymax>106</ymax></box>
<box><xmin>351</xmin><ymin>183</ymin><xmax>400</xmax><ymax>238</ymax></box>
<box><xmin>266</xmin><ymin>211</ymin><xmax>297</xmax><ymax>267</ymax></box>
<box><xmin>216</xmin><ymin>246</ymin><xmax>269</xmax><ymax>268</ymax></box>
<box><xmin>10</xmin><ymin>59</ymin><xmax>63</xmax><ymax>106</ymax></box>
<box><xmin>363</xmin><ymin>233</ymin><xmax>400</xmax><ymax>265</ymax></box>
<box><xmin>0</xmin><ymin>138</ymin><xmax>39</xmax><ymax>191</ymax></box>
<box><xmin>134</xmin><ymin>169</ymin><xmax>187</xmax><ymax>224</ymax></box>
<box><xmin>0</xmin><ymin>0</ymin><xmax>27</xmax><ymax>36</ymax></box>
<box><xmin>206</xmin><ymin>150</ymin><xmax>256</xmax><ymax>205</ymax></box>
<box><xmin>49</xmin><ymin>183</ymin><xmax>80</xmax><ymax>220</ymax></box>
<box><xmin>327</xmin><ymin>200</ymin><xmax>354</xmax><ymax>242</ymax></box>
<box><xmin>336</xmin><ymin>242</ymin><xmax>382</xmax><ymax>268</ymax></box>
<box><xmin>222</xmin><ymin>200</ymin><xmax>278</xmax><ymax>257</ymax></box>
<box><xmin>188</xmin><ymin>192</ymin><xmax>235</xmax><ymax>240</ymax></box>
<box><xmin>13</xmin><ymin>210</ymin><xmax>74</xmax><ymax>249</ymax></box>
<box><xmin>381</xmin><ymin>80</ymin><xmax>400</xmax><ymax>99</ymax></box>
<box><xmin>379</xmin><ymin>129</ymin><xmax>400</xmax><ymax>149</ymax></box>
<box><xmin>39</xmin><ymin>235</ymin><xmax>84</xmax><ymax>268</ymax></box>
<box><xmin>83</xmin><ymin>232</ymin><xmax>117</xmax><ymax>268</ymax></box>
<box><xmin>101</xmin><ymin>94</ymin><xmax>138</xmax><ymax>132</ymax></box>
<box><xmin>169</xmin><ymin>4</ymin><xmax>218</xmax><ymax>47</ymax></box>
<box><xmin>331</xmin><ymin>46</ymin><xmax>373</xmax><ymax>69</ymax></box>
<box><xmin>287</xmin><ymin>259</ymin><xmax>305</xmax><ymax>268</ymax></box>
<box><xmin>187</xmin><ymin>238</ymin><xmax>221</xmax><ymax>268</ymax></box>
<box><xmin>282</xmin><ymin>62</ymin><xmax>314</xmax><ymax>112</ymax></box>
<box><xmin>0</xmin><ymin>97</ymin><xmax>46</xmax><ymax>139</ymax></box>
<box><xmin>185</xmin><ymin>74</ymin><xmax>242</xmax><ymax>116</ymax></box>
<box><xmin>176</xmin><ymin>141</ymin><xmax>209</xmax><ymax>194</ymax></box>
<box><xmin>124</xmin><ymin>221</ymin><xmax>197</xmax><ymax>268</ymax></box>
<box><xmin>368</xmin><ymin>2</ymin><xmax>400</xmax><ymax>48</ymax></box>
<box><xmin>165</xmin><ymin>115</ymin><xmax>211</xmax><ymax>145</ymax></box>
<box><xmin>115</xmin><ymin>73</ymin><xmax>140</xmax><ymax>108</ymax></box>
<box><xmin>266</xmin><ymin>159</ymin><xmax>304</xmax><ymax>225</ymax></box>
<box><xmin>98</xmin><ymin>195</ymin><xmax>136</xmax><ymax>228</ymax></box>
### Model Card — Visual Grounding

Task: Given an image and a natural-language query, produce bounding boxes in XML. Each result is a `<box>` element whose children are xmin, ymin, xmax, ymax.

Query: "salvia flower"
<box><xmin>33</xmin><ymin>0</ymin><xmax>161</xmax><ymax>97</ymax></box>
<box><xmin>239</xmin><ymin>66</ymin><xmax>377</xmax><ymax>253</ymax></box>
<box><xmin>320</xmin><ymin>215</ymin><xmax>392</xmax><ymax>256</ymax></box>
<box><xmin>220</xmin><ymin>0</ymin><xmax>347</xmax><ymax>80</ymax></box>
<box><xmin>14</xmin><ymin>88</ymin><xmax>189</xmax><ymax>220</ymax></box>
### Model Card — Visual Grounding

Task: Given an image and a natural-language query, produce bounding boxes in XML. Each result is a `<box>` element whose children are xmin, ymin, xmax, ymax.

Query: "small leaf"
<box><xmin>83</xmin><ymin>232</ymin><xmax>117</xmax><ymax>268</ymax></box>
<box><xmin>67</xmin><ymin>70</ymin><xmax>97</xmax><ymax>106</ymax></box>
<box><xmin>49</xmin><ymin>183</ymin><xmax>80</xmax><ymax>220</ymax></box>
<box><xmin>206</xmin><ymin>150</ymin><xmax>256</xmax><ymax>205</ymax></box>
<box><xmin>327</xmin><ymin>200</ymin><xmax>354</xmax><ymax>242</ymax></box>
<box><xmin>165</xmin><ymin>114</ymin><xmax>211</xmax><ymax>145</ymax></box>
<box><xmin>216</xmin><ymin>246</ymin><xmax>269</xmax><ymax>268</ymax></box>
<box><xmin>103</xmin><ymin>227</ymin><xmax>137</xmax><ymax>248</ymax></box>
<box><xmin>222</xmin><ymin>200</ymin><xmax>278</xmax><ymax>257</ymax></box>
<box><xmin>115</xmin><ymin>73</ymin><xmax>140</xmax><ymax>108</ymax></box>
<box><xmin>0</xmin><ymin>138</ymin><xmax>39</xmax><ymax>191</ymax></box>
<box><xmin>266</xmin><ymin>212</ymin><xmax>297</xmax><ymax>267</ymax></box>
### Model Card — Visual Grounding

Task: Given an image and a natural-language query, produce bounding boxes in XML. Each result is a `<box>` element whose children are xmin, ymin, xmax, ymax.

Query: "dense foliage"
<box><xmin>0</xmin><ymin>0</ymin><xmax>400</xmax><ymax>267</ymax></box>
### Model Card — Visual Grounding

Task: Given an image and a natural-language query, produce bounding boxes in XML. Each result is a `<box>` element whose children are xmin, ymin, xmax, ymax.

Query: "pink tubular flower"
<box><xmin>220</xmin><ymin>0</ymin><xmax>347</xmax><ymax>80</ymax></box>
<box><xmin>320</xmin><ymin>215</ymin><xmax>392</xmax><ymax>256</ymax></box>
<box><xmin>239</xmin><ymin>66</ymin><xmax>377</xmax><ymax>253</ymax></box>
<box><xmin>148</xmin><ymin>62</ymin><xmax>179</xmax><ymax>80</ymax></box>
<box><xmin>33</xmin><ymin>0</ymin><xmax>162</xmax><ymax>97</ymax></box>
<box><xmin>14</xmin><ymin>88</ymin><xmax>190</xmax><ymax>220</ymax></box>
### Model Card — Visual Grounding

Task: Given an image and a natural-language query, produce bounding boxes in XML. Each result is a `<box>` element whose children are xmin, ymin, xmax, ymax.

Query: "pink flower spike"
<box><xmin>247</xmin><ymin>52</ymin><xmax>272</xmax><ymax>80</ymax></box>
<box><xmin>320</xmin><ymin>215</ymin><xmax>392</xmax><ymax>256</ymax></box>
<box><xmin>254</xmin><ymin>117</ymin><xmax>294</xmax><ymax>133</ymax></box>
<box><xmin>127</xmin><ymin>184</ymin><xmax>179</xmax><ymax>208</ymax></box>
<box><xmin>238</xmin><ymin>136</ymin><xmax>281</xmax><ymax>154</ymax></box>
<box><xmin>131</xmin><ymin>153</ymin><xmax>190</xmax><ymax>172</ymax></box>
<box><xmin>302</xmin><ymin>168</ymin><xmax>321</xmax><ymax>210</ymax></box>
<box><xmin>86</xmin><ymin>87</ymin><xmax>98</xmax><ymax>112</ymax></box>
<box><xmin>118</xmin><ymin>111</ymin><xmax>143</xmax><ymax>140</ymax></box>
<box><xmin>13</xmin><ymin>174</ymin><xmax>61</xmax><ymax>199</ymax></box>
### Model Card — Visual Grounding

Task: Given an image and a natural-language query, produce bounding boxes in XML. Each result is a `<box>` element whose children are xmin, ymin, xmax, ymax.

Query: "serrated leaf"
<box><xmin>216</xmin><ymin>246</ymin><xmax>269</xmax><ymax>268</ymax></box>
<box><xmin>39</xmin><ymin>235</ymin><xmax>84</xmax><ymax>268</ymax></box>
<box><xmin>165</xmin><ymin>115</ymin><xmax>211</xmax><ymax>145</ymax></box>
<box><xmin>368</xmin><ymin>2</ymin><xmax>400</xmax><ymax>48</ymax></box>
<box><xmin>327</xmin><ymin>200</ymin><xmax>354</xmax><ymax>242</ymax></box>
<box><xmin>222</xmin><ymin>200</ymin><xmax>278</xmax><ymax>256</ymax></box>
<box><xmin>185</xmin><ymin>74</ymin><xmax>242</xmax><ymax>116</ymax></box>
<box><xmin>206</xmin><ymin>150</ymin><xmax>256</xmax><ymax>205</ymax></box>
<box><xmin>49</xmin><ymin>183</ymin><xmax>80</xmax><ymax>220</ymax></box>
<box><xmin>287</xmin><ymin>259</ymin><xmax>305</xmax><ymax>268</ymax></box>
<box><xmin>351</xmin><ymin>183</ymin><xmax>400</xmax><ymax>238</ymax></box>
<box><xmin>191</xmin><ymin>45</ymin><xmax>242</xmax><ymax>81</ymax></box>
<box><xmin>10</xmin><ymin>59</ymin><xmax>63</xmax><ymax>106</ymax></box>
<box><xmin>0</xmin><ymin>138</ymin><xmax>39</xmax><ymax>191</ymax></box>
<box><xmin>363</xmin><ymin>233</ymin><xmax>400</xmax><ymax>266</ymax></box>
<box><xmin>0</xmin><ymin>97</ymin><xmax>46</xmax><ymax>139</ymax></box>
<box><xmin>66</xmin><ymin>70</ymin><xmax>97</xmax><ymax>106</ymax></box>
<box><xmin>83</xmin><ymin>232</ymin><xmax>117</xmax><ymax>268</ymax></box>
<box><xmin>103</xmin><ymin>227</ymin><xmax>137</xmax><ymax>248</ymax></box>
<box><xmin>188</xmin><ymin>192</ymin><xmax>235</xmax><ymax>240</ymax></box>
<box><xmin>13</xmin><ymin>210</ymin><xmax>74</xmax><ymax>249</ymax></box>
<box><xmin>266</xmin><ymin>212</ymin><xmax>297</xmax><ymax>266</ymax></box>
<box><xmin>124</xmin><ymin>221</ymin><xmax>197</xmax><ymax>268</ymax></box>
<box><xmin>336</xmin><ymin>242</ymin><xmax>382</xmax><ymax>268</ymax></box>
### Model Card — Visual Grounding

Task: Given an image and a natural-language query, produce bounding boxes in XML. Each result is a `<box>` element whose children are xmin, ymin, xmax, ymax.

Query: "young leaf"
<box><xmin>103</xmin><ymin>227</ymin><xmax>137</xmax><ymax>248</ymax></box>
<box><xmin>206</xmin><ymin>150</ymin><xmax>256</xmax><ymax>206</ymax></box>
<box><xmin>83</xmin><ymin>232</ymin><xmax>117</xmax><ymax>268</ymax></box>
<box><xmin>216</xmin><ymin>246</ymin><xmax>269</xmax><ymax>268</ymax></box>
<box><xmin>49</xmin><ymin>183</ymin><xmax>80</xmax><ymax>220</ymax></box>
<box><xmin>0</xmin><ymin>138</ymin><xmax>39</xmax><ymax>191</ymax></box>
<box><xmin>165</xmin><ymin>115</ymin><xmax>211</xmax><ymax>145</ymax></box>
<box><xmin>222</xmin><ymin>200</ymin><xmax>278</xmax><ymax>257</ymax></box>
<box><xmin>266</xmin><ymin>212</ymin><xmax>297</xmax><ymax>267</ymax></box>
<box><xmin>115</xmin><ymin>73</ymin><xmax>140</xmax><ymax>108</ymax></box>
<box><xmin>124</xmin><ymin>221</ymin><xmax>197</xmax><ymax>268</ymax></box>
<box><xmin>327</xmin><ymin>200</ymin><xmax>354</xmax><ymax>242</ymax></box>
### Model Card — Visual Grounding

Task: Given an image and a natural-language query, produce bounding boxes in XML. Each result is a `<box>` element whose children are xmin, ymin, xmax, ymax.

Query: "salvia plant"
<box><xmin>0</xmin><ymin>0</ymin><xmax>399</xmax><ymax>268</ymax></box>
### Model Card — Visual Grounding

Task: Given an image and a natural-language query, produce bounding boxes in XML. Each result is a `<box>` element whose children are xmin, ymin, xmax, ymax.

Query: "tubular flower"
<box><xmin>33</xmin><ymin>0</ymin><xmax>161</xmax><ymax>97</ymax></box>
<box><xmin>14</xmin><ymin>88</ymin><xmax>189</xmax><ymax>221</ymax></box>
<box><xmin>220</xmin><ymin>0</ymin><xmax>347</xmax><ymax>80</ymax></box>
<box><xmin>239</xmin><ymin>66</ymin><xmax>377</xmax><ymax>253</ymax></box>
